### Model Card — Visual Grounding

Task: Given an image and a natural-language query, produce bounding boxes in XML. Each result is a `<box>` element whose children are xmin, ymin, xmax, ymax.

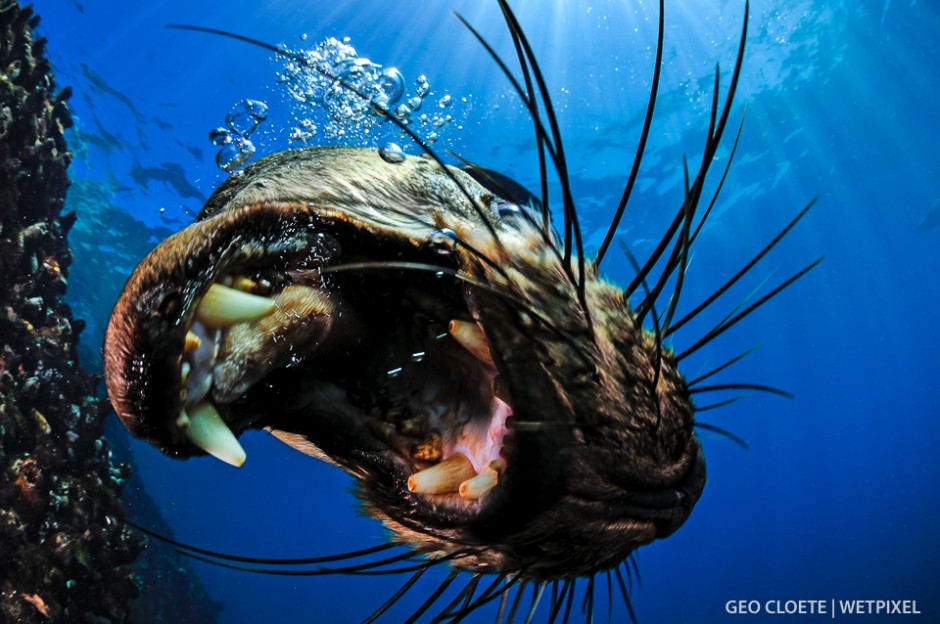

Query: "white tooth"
<box><xmin>184</xmin><ymin>330</ymin><xmax>202</xmax><ymax>354</ymax></box>
<box><xmin>407</xmin><ymin>453</ymin><xmax>475</xmax><ymax>494</ymax></box>
<box><xmin>448</xmin><ymin>320</ymin><xmax>495</xmax><ymax>367</ymax></box>
<box><xmin>181</xmin><ymin>361</ymin><xmax>191</xmax><ymax>385</ymax></box>
<box><xmin>184</xmin><ymin>401</ymin><xmax>246</xmax><ymax>467</ymax></box>
<box><xmin>195</xmin><ymin>283</ymin><xmax>277</xmax><ymax>327</ymax></box>
<box><xmin>459</xmin><ymin>470</ymin><xmax>498</xmax><ymax>500</ymax></box>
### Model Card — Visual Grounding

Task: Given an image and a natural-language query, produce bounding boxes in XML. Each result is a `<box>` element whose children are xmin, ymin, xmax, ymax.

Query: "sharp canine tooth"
<box><xmin>232</xmin><ymin>276</ymin><xmax>258</xmax><ymax>292</ymax></box>
<box><xmin>459</xmin><ymin>468</ymin><xmax>499</xmax><ymax>500</ymax></box>
<box><xmin>195</xmin><ymin>283</ymin><xmax>277</xmax><ymax>327</ymax></box>
<box><xmin>184</xmin><ymin>331</ymin><xmax>202</xmax><ymax>354</ymax></box>
<box><xmin>448</xmin><ymin>320</ymin><xmax>494</xmax><ymax>367</ymax></box>
<box><xmin>407</xmin><ymin>453</ymin><xmax>475</xmax><ymax>494</ymax></box>
<box><xmin>184</xmin><ymin>401</ymin><xmax>246</xmax><ymax>467</ymax></box>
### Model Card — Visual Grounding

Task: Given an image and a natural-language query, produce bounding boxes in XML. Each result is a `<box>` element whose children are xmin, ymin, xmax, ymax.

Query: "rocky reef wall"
<box><xmin>0</xmin><ymin>2</ymin><xmax>143</xmax><ymax>621</ymax></box>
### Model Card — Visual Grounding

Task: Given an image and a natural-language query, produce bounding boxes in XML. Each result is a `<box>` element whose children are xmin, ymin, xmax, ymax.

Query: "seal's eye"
<box><xmin>495</xmin><ymin>202</ymin><xmax>524</xmax><ymax>220</ymax></box>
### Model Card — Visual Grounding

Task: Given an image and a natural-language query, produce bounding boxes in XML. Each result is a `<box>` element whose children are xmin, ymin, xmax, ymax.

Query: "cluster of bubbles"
<box><xmin>277</xmin><ymin>36</ymin><xmax>459</xmax><ymax>146</ymax></box>
<box><xmin>209</xmin><ymin>99</ymin><xmax>269</xmax><ymax>172</ymax></box>
<box><xmin>207</xmin><ymin>37</ymin><xmax>463</xmax><ymax>172</ymax></box>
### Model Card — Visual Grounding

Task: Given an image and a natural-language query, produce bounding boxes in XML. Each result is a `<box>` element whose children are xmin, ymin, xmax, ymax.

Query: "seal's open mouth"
<box><xmin>178</xmin><ymin>253</ymin><xmax>515</xmax><ymax>507</ymax></box>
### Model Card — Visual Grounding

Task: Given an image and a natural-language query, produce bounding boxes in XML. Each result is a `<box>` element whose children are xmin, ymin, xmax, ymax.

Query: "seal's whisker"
<box><xmin>582</xmin><ymin>574</ymin><xmax>596</xmax><ymax>621</ymax></box>
<box><xmin>594</xmin><ymin>0</ymin><xmax>665</xmax><ymax>267</ymax></box>
<box><xmin>438</xmin><ymin>572</ymin><xmax>519</xmax><ymax>623</ymax></box>
<box><xmin>605</xmin><ymin>570</ymin><xmax>614</xmax><ymax>624</ymax></box>
<box><xmin>498</xmin><ymin>2</ymin><xmax>588</xmax><ymax>305</ymax></box>
<box><xmin>627</xmin><ymin>1</ymin><xmax>750</xmax><ymax>314</ymax></box>
<box><xmin>676</xmin><ymin>257</ymin><xmax>823</xmax><ymax>362</ymax></box>
<box><xmin>688</xmin><ymin>347</ymin><xmax>760</xmax><ymax>387</ymax></box>
<box><xmin>450</xmin><ymin>13</ymin><xmax>570</xmax><ymax>271</ymax></box>
<box><xmin>694</xmin><ymin>421</ymin><xmax>750</xmax><ymax>450</ymax></box>
<box><xmin>433</xmin><ymin>573</ymin><xmax>483</xmax><ymax>622</ymax></box>
<box><xmin>562</xmin><ymin>577</ymin><xmax>577</xmax><ymax>624</ymax></box>
<box><xmin>404</xmin><ymin>568</ymin><xmax>461</xmax><ymax>624</ymax></box>
<box><xmin>614</xmin><ymin>565</ymin><xmax>639</xmax><ymax>624</ymax></box>
<box><xmin>524</xmin><ymin>582</ymin><xmax>547</xmax><ymax>624</ymax></box>
<box><xmin>688</xmin><ymin>111</ymin><xmax>747</xmax><ymax>249</ymax></box>
<box><xmin>126</xmin><ymin>518</ymin><xmax>399</xmax><ymax>565</ymax></box>
<box><xmin>361</xmin><ymin>567</ymin><xmax>428</xmax><ymax>624</ymax></box>
<box><xmin>694</xmin><ymin>396</ymin><xmax>747</xmax><ymax>412</ymax></box>
<box><xmin>689</xmin><ymin>383</ymin><xmax>793</xmax><ymax>398</ymax></box>
<box><xmin>666</xmin><ymin>199</ymin><xmax>817</xmax><ymax>338</ymax></box>
<box><xmin>621</xmin><ymin>243</ymin><xmax>665</xmax><ymax>426</ymax></box>
<box><xmin>503</xmin><ymin>579</ymin><xmax>528</xmax><ymax>624</ymax></box>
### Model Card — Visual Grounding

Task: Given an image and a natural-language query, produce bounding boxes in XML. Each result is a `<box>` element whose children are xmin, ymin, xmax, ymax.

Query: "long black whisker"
<box><xmin>547</xmin><ymin>579</ymin><xmax>571</xmax><ymax>624</ymax></box>
<box><xmin>450</xmin><ymin>13</ymin><xmax>566</xmax><ymax>265</ymax></box>
<box><xmin>614</xmin><ymin>567</ymin><xmax>638</xmax><ymax>624</ymax></box>
<box><xmin>605</xmin><ymin>572</ymin><xmax>614</xmax><ymax>624</ymax></box>
<box><xmin>689</xmin><ymin>383</ymin><xmax>793</xmax><ymax>398</ymax></box>
<box><xmin>361</xmin><ymin>567</ymin><xmax>428</xmax><ymax>624</ymax></box>
<box><xmin>494</xmin><ymin>0</ymin><xmax>588</xmax><ymax>305</ymax></box>
<box><xmin>695</xmin><ymin>421</ymin><xmax>750</xmax><ymax>449</ymax></box>
<box><xmin>502</xmin><ymin>12</ymin><xmax>552</xmax><ymax>236</ymax></box>
<box><xmin>629</xmin><ymin>555</ymin><xmax>642</xmax><ymax>589</ymax></box>
<box><xmin>688</xmin><ymin>111</ymin><xmax>747</xmax><ymax>248</ymax></box>
<box><xmin>629</xmin><ymin>554</ymin><xmax>642</xmax><ymax>588</ymax></box>
<box><xmin>434</xmin><ymin>574</ymin><xmax>482</xmax><ymax>623</ymax></box>
<box><xmin>694</xmin><ymin>395</ymin><xmax>747</xmax><ymax>412</ymax></box>
<box><xmin>404</xmin><ymin>568</ymin><xmax>461</xmax><ymax>624</ymax></box>
<box><xmin>687</xmin><ymin>346</ymin><xmax>759</xmax><ymax>387</ymax></box>
<box><xmin>622</xmin><ymin>243</ymin><xmax>664</xmax><ymax>426</ymax></box>
<box><xmin>524</xmin><ymin>583</ymin><xmax>547</xmax><ymax>624</ymax></box>
<box><xmin>626</xmin><ymin>0</ymin><xmax>749</xmax><ymax>306</ymax></box>
<box><xmin>445</xmin><ymin>573</ymin><xmax>523</xmax><ymax>623</ymax></box>
<box><xmin>676</xmin><ymin>257</ymin><xmax>823</xmax><ymax>362</ymax></box>
<box><xmin>171</xmin><ymin>547</ymin><xmax>419</xmax><ymax>576</ymax></box>
<box><xmin>583</xmin><ymin>575</ymin><xmax>595</xmax><ymax>624</ymax></box>
<box><xmin>496</xmin><ymin>585</ymin><xmax>511</xmax><ymax>624</ymax></box>
<box><xmin>666</xmin><ymin>198</ymin><xmax>817</xmax><ymax>338</ymax></box>
<box><xmin>505</xmin><ymin>581</ymin><xmax>529</xmax><ymax>624</ymax></box>
<box><xmin>126</xmin><ymin>519</ymin><xmax>397</xmax><ymax>565</ymax></box>
<box><xmin>562</xmin><ymin>578</ymin><xmax>577</xmax><ymax>624</ymax></box>
<box><xmin>595</xmin><ymin>0</ymin><xmax>665</xmax><ymax>266</ymax></box>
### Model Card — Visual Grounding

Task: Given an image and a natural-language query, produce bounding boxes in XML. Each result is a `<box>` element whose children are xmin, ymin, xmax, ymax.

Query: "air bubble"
<box><xmin>378</xmin><ymin>143</ymin><xmax>406</xmax><ymax>164</ymax></box>
<box><xmin>415</xmin><ymin>74</ymin><xmax>430</xmax><ymax>97</ymax></box>
<box><xmin>216</xmin><ymin>138</ymin><xmax>255</xmax><ymax>173</ymax></box>
<box><xmin>408</xmin><ymin>96</ymin><xmax>422</xmax><ymax>111</ymax></box>
<box><xmin>209</xmin><ymin>127</ymin><xmax>232</xmax><ymax>146</ymax></box>
<box><xmin>429</xmin><ymin>228</ymin><xmax>459</xmax><ymax>253</ymax></box>
<box><xmin>395</xmin><ymin>103</ymin><xmax>412</xmax><ymax>119</ymax></box>
<box><xmin>224</xmin><ymin>99</ymin><xmax>268</xmax><ymax>137</ymax></box>
<box><xmin>438</xmin><ymin>94</ymin><xmax>452</xmax><ymax>108</ymax></box>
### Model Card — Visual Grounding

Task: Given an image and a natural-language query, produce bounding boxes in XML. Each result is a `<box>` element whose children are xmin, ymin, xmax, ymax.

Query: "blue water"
<box><xmin>32</xmin><ymin>0</ymin><xmax>940</xmax><ymax>622</ymax></box>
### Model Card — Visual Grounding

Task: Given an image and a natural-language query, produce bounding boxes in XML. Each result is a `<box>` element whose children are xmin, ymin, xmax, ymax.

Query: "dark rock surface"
<box><xmin>0</xmin><ymin>3</ymin><xmax>219</xmax><ymax>622</ymax></box>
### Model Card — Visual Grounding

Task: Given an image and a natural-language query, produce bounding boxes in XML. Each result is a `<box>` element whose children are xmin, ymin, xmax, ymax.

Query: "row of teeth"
<box><xmin>407</xmin><ymin>454</ymin><xmax>502</xmax><ymax>500</ymax></box>
<box><xmin>174</xmin><ymin>285</ymin><xmax>501</xmax><ymax>485</ymax></box>
<box><xmin>177</xmin><ymin>281</ymin><xmax>280</xmax><ymax>468</ymax></box>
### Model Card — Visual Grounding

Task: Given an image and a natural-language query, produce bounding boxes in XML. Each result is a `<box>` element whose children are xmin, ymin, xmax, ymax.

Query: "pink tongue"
<box><xmin>449</xmin><ymin>397</ymin><xmax>511</xmax><ymax>473</ymax></box>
